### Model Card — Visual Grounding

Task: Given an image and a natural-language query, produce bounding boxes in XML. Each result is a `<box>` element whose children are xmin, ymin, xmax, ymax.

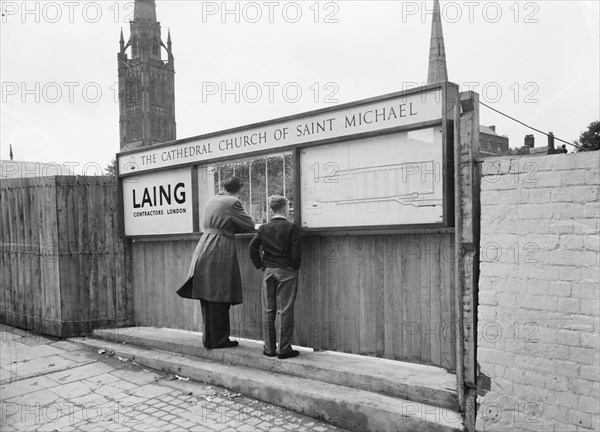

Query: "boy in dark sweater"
<box><xmin>249</xmin><ymin>195</ymin><xmax>301</xmax><ymax>359</ymax></box>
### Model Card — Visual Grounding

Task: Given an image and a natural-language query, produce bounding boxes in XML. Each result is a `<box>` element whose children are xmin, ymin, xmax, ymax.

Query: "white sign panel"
<box><xmin>122</xmin><ymin>168</ymin><xmax>193</xmax><ymax>236</ymax></box>
<box><xmin>118</xmin><ymin>89</ymin><xmax>443</xmax><ymax>175</ymax></box>
<box><xmin>301</xmin><ymin>127</ymin><xmax>444</xmax><ymax>227</ymax></box>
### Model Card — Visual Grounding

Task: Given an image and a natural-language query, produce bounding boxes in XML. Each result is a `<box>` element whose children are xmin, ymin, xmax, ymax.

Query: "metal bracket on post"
<box><xmin>462</xmin><ymin>242</ymin><xmax>476</xmax><ymax>255</ymax></box>
<box><xmin>460</xmin><ymin>91</ymin><xmax>477</xmax><ymax>113</ymax></box>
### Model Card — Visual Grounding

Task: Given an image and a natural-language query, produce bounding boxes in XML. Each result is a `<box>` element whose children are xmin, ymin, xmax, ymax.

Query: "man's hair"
<box><xmin>222</xmin><ymin>177</ymin><xmax>243</xmax><ymax>193</ymax></box>
<box><xmin>269</xmin><ymin>195</ymin><xmax>288</xmax><ymax>213</ymax></box>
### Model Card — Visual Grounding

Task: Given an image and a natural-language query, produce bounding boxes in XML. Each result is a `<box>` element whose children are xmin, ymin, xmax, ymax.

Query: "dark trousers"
<box><xmin>262</xmin><ymin>267</ymin><xmax>299</xmax><ymax>355</ymax></box>
<box><xmin>200</xmin><ymin>300</ymin><xmax>231</xmax><ymax>348</ymax></box>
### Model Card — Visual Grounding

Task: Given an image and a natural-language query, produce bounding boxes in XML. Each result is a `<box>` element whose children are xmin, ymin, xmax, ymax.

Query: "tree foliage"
<box><xmin>574</xmin><ymin>121</ymin><xmax>600</xmax><ymax>152</ymax></box>
<box><xmin>104</xmin><ymin>158</ymin><xmax>118</xmax><ymax>176</ymax></box>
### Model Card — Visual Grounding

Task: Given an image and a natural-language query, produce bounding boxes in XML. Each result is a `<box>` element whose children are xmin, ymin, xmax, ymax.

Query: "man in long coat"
<box><xmin>177</xmin><ymin>177</ymin><xmax>255</xmax><ymax>349</ymax></box>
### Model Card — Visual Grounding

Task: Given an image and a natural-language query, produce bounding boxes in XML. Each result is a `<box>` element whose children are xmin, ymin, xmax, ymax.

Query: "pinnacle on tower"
<box><xmin>119</xmin><ymin>28</ymin><xmax>125</xmax><ymax>51</ymax></box>
<box><xmin>427</xmin><ymin>0</ymin><xmax>448</xmax><ymax>85</ymax></box>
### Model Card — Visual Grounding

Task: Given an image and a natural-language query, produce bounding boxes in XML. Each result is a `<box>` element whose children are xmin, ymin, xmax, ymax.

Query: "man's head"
<box><xmin>222</xmin><ymin>177</ymin><xmax>244</xmax><ymax>195</ymax></box>
<box><xmin>269</xmin><ymin>195</ymin><xmax>289</xmax><ymax>217</ymax></box>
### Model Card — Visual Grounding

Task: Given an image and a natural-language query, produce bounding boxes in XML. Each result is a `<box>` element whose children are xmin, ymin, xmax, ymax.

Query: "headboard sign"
<box><xmin>117</xmin><ymin>83</ymin><xmax>457</xmax><ymax>236</ymax></box>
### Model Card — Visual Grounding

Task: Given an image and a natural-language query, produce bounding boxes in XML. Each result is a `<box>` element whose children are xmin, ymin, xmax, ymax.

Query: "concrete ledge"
<box><xmin>72</xmin><ymin>336</ymin><xmax>464</xmax><ymax>432</ymax></box>
<box><xmin>92</xmin><ymin>326</ymin><xmax>458</xmax><ymax>410</ymax></box>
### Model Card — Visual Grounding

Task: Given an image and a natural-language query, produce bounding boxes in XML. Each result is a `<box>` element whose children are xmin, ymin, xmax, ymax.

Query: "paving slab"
<box><xmin>49</xmin><ymin>340</ymin><xmax>86</xmax><ymax>351</ymax></box>
<box><xmin>0</xmin><ymin>375</ymin><xmax>60</xmax><ymax>399</ymax></box>
<box><xmin>9</xmin><ymin>354</ymin><xmax>81</xmax><ymax>378</ymax></box>
<box><xmin>2</xmin><ymin>343</ymin><xmax>66</xmax><ymax>365</ymax></box>
<box><xmin>46</xmin><ymin>379</ymin><xmax>101</xmax><ymax>399</ymax></box>
<box><xmin>108</xmin><ymin>367</ymin><xmax>162</xmax><ymax>386</ymax></box>
<box><xmin>0</xmin><ymin>367</ymin><xmax>16</xmax><ymax>382</ymax></box>
<box><xmin>58</xmin><ymin>348</ymin><xmax>101</xmax><ymax>363</ymax></box>
<box><xmin>44</xmin><ymin>361</ymin><xmax>117</xmax><ymax>384</ymax></box>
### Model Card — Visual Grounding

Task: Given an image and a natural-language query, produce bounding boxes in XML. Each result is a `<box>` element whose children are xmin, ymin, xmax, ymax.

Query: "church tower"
<box><xmin>427</xmin><ymin>0</ymin><xmax>448</xmax><ymax>84</ymax></box>
<box><xmin>118</xmin><ymin>0</ymin><xmax>176</xmax><ymax>151</ymax></box>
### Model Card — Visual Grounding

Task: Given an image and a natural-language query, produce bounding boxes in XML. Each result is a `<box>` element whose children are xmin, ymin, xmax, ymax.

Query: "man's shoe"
<box><xmin>278</xmin><ymin>350</ymin><xmax>299</xmax><ymax>359</ymax></box>
<box><xmin>212</xmin><ymin>340</ymin><xmax>239</xmax><ymax>349</ymax></box>
<box><xmin>263</xmin><ymin>351</ymin><xmax>277</xmax><ymax>357</ymax></box>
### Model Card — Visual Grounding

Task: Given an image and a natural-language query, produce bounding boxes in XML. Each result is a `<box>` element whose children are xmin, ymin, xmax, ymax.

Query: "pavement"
<box><xmin>73</xmin><ymin>327</ymin><xmax>463</xmax><ymax>432</ymax></box>
<box><xmin>0</xmin><ymin>324</ymin><xmax>343</xmax><ymax>432</ymax></box>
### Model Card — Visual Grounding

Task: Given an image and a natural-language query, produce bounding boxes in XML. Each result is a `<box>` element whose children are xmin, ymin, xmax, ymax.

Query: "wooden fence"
<box><xmin>132</xmin><ymin>231</ymin><xmax>456</xmax><ymax>370</ymax></box>
<box><xmin>0</xmin><ymin>176</ymin><xmax>133</xmax><ymax>337</ymax></box>
<box><xmin>1</xmin><ymin>176</ymin><xmax>458</xmax><ymax>370</ymax></box>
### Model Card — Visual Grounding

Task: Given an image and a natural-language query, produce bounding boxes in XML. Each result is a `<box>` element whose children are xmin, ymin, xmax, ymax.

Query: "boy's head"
<box><xmin>269</xmin><ymin>195</ymin><xmax>289</xmax><ymax>217</ymax></box>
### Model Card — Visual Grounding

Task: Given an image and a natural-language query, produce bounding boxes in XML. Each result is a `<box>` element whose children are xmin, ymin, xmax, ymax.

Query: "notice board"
<box><xmin>299</xmin><ymin>127</ymin><xmax>444</xmax><ymax>228</ymax></box>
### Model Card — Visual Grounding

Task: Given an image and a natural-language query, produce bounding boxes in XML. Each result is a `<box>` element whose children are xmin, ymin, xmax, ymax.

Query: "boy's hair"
<box><xmin>269</xmin><ymin>195</ymin><xmax>288</xmax><ymax>213</ymax></box>
<box><xmin>222</xmin><ymin>177</ymin><xmax>244</xmax><ymax>193</ymax></box>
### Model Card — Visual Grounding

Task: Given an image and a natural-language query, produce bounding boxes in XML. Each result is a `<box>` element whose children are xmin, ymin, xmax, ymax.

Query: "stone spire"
<box><xmin>427</xmin><ymin>0</ymin><xmax>448</xmax><ymax>85</ymax></box>
<box><xmin>134</xmin><ymin>0</ymin><xmax>157</xmax><ymax>22</ymax></box>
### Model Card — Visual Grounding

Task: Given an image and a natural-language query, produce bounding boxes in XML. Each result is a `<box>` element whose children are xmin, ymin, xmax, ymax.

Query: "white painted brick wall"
<box><xmin>476</xmin><ymin>153</ymin><xmax>600</xmax><ymax>432</ymax></box>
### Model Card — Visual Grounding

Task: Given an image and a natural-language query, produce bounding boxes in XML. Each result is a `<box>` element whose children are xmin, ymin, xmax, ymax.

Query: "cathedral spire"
<box><xmin>134</xmin><ymin>0</ymin><xmax>157</xmax><ymax>22</ymax></box>
<box><xmin>427</xmin><ymin>0</ymin><xmax>448</xmax><ymax>85</ymax></box>
<box><xmin>118</xmin><ymin>0</ymin><xmax>176</xmax><ymax>151</ymax></box>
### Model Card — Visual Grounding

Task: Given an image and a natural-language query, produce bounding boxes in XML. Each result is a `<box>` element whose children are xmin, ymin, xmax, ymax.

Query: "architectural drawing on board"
<box><xmin>305</xmin><ymin>160</ymin><xmax>442</xmax><ymax>217</ymax></box>
<box><xmin>300</xmin><ymin>127</ymin><xmax>445</xmax><ymax>226</ymax></box>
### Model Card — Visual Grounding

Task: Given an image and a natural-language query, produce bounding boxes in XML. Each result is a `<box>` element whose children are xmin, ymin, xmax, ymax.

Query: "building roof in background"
<box><xmin>480</xmin><ymin>126</ymin><xmax>508</xmax><ymax>137</ymax></box>
<box><xmin>0</xmin><ymin>160</ymin><xmax>76</xmax><ymax>179</ymax></box>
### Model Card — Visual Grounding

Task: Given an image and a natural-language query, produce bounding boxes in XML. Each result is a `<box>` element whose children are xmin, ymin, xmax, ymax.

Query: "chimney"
<box><xmin>524</xmin><ymin>134</ymin><xmax>534</xmax><ymax>148</ymax></box>
<box><xmin>547</xmin><ymin>132</ymin><xmax>556</xmax><ymax>155</ymax></box>
<box><xmin>489</xmin><ymin>125</ymin><xmax>496</xmax><ymax>133</ymax></box>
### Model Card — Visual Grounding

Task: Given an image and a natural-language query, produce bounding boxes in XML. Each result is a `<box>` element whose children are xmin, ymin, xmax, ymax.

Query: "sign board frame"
<box><xmin>117</xmin><ymin>82</ymin><xmax>458</xmax><ymax>237</ymax></box>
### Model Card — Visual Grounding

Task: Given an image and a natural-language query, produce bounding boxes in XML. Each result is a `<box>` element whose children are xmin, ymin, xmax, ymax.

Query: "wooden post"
<box><xmin>265</xmin><ymin>157</ymin><xmax>269</xmax><ymax>222</ymax></box>
<box><xmin>456</xmin><ymin>91</ymin><xmax>480</xmax><ymax>431</ymax></box>
<box><xmin>453</xmin><ymin>100</ymin><xmax>464</xmax><ymax>409</ymax></box>
<box><xmin>249</xmin><ymin>160</ymin><xmax>253</xmax><ymax>210</ymax></box>
<box><xmin>282</xmin><ymin>154</ymin><xmax>286</xmax><ymax>197</ymax></box>
<box><xmin>191</xmin><ymin>166</ymin><xmax>199</xmax><ymax>232</ymax></box>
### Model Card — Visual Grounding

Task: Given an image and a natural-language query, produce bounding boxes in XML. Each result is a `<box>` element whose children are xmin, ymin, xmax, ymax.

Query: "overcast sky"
<box><xmin>1</xmin><ymin>1</ymin><xmax>598</xmax><ymax>174</ymax></box>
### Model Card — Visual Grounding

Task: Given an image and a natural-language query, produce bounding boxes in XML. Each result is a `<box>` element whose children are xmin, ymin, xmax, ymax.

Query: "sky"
<box><xmin>1</xmin><ymin>0</ymin><xmax>599</xmax><ymax>175</ymax></box>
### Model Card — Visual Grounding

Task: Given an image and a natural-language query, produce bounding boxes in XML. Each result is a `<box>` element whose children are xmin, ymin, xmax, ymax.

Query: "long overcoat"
<box><xmin>177</xmin><ymin>193</ymin><xmax>255</xmax><ymax>304</ymax></box>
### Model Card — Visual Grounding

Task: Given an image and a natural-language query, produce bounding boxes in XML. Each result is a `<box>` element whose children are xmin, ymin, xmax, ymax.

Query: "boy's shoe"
<box><xmin>263</xmin><ymin>351</ymin><xmax>277</xmax><ymax>357</ymax></box>
<box><xmin>278</xmin><ymin>350</ymin><xmax>299</xmax><ymax>359</ymax></box>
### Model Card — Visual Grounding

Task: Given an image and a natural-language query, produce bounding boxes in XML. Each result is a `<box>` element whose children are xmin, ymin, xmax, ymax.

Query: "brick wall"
<box><xmin>476</xmin><ymin>152</ymin><xmax>599</xmax><ymax>431</ymax></box>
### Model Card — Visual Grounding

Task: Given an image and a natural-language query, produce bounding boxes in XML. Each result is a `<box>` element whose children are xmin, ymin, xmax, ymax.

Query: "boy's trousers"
<box><xmin>262</xmin><ymin>267</ymin><xmax>299</xmax><ymax>355</ymax></box>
